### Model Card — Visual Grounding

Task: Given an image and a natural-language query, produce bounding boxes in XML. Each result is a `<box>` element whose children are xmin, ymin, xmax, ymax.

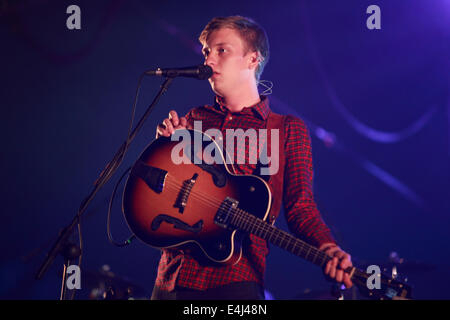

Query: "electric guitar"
<box><xmin>122</xmin><ymin>129</ymin><xmax>412</xmax><ymax>300</ymax></box>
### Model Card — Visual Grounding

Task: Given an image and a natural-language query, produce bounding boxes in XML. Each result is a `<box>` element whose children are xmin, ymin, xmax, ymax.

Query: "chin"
<box><xmin>209</xmin><ymin>83</ymin><xmax>224</xmax><ymax>97</ymax></box>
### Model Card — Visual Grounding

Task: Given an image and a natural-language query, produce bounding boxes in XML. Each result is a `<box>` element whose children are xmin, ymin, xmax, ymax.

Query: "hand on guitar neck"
<box><xmin>319</xmin><ymin>243</ymin><xmax>353</xmax><ymax>289</ymax></box>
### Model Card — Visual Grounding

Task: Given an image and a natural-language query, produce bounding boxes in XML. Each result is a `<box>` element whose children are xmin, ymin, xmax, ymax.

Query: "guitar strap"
<box><xmin>265</xmin><ymin>112</ymin><xmax>286</xmax><ymax>225</ymax></box>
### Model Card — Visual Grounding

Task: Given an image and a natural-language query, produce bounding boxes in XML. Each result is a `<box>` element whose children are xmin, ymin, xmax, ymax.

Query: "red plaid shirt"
<box><xmin>154</xmin><ymin>95</ymin><xmax>336</xmax><ymax>291</ymax></box>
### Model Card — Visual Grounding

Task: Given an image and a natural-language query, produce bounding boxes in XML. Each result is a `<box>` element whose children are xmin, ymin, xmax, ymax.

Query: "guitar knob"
<box><xmin>249</xmin><ymin>186</ymin><xmax>255</xmax><ymax>192</ymax></box>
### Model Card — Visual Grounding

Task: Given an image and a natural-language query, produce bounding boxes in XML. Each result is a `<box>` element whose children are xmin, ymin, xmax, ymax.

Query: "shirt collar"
<box><xmin>210</xmin><ymin>95</ymin><xmax>271</xmax><ymax>120</ymax></box>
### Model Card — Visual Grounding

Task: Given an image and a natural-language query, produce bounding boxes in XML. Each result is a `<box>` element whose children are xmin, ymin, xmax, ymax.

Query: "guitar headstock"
<box><xmin>351</xmin><ymin>265</ymin><xmax>413</xmax><ymax>300</ymax></box>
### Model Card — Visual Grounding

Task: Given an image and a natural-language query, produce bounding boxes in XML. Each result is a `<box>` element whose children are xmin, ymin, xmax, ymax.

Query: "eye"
<box><xmin>218</xmin><ymin>48</ymin><xmax>226</xmax><ymax>54</ymax></box>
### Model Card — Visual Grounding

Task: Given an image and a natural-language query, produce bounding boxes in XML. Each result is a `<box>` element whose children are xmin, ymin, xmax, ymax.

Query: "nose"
<box><xmin>204</xmin><ymin>53</ymin><xmax>216</xmax><ymax>69</ymax></box>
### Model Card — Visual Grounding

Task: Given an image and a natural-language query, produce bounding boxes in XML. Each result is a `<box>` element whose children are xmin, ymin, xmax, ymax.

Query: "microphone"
<box><xmin>145</xmin><ymin>64</ymin><xmax>213</xmax><ymax>80</ymax></box>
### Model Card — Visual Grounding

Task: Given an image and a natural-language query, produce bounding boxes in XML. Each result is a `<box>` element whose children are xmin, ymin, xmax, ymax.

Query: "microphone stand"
<box><xmin>35</xmin><ymin>76</ymin><xmax>175</xmax><ymax>299</ymax></box>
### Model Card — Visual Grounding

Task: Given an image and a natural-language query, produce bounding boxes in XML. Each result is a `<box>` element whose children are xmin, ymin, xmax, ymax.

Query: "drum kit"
<box><xmin>83</xmin><ymin>264</ymin><xmax>149</xmax><ymax>300</ymax></box>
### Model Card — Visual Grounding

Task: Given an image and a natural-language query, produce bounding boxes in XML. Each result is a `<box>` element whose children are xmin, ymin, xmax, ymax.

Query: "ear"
<box><xmin>247</xmin><ymin>51</ymin><xmax>260</xmax><ymax>71</ymax></box>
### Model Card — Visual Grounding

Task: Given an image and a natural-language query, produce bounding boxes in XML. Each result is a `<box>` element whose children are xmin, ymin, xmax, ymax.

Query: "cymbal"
<box><xmin>293</xmin><ymin>289</ymin><xmax>338</xmax><ymax>300</ymax></box>
<box><xmin>293</xmin><ymin>286</ymin><xmax>363</xmax><ymax>300</ymax></box>
<box><xmin>360</xmin><ymin>260</ymin><xmax>437</xmax><ymax>275</ymax></box>
<box><xmin>381</xmin><ymin>262</ymin><xmax>436</xmax><ymax>277</ymax></box>
<box><xmin>354</xmin><ymin>252</ymin><xmax>436</xmax><ymax>275</ymax></box>
<box><xmin>82</xmin><ymin>265</ymin><xmax>148</xmax><ymax>299</ymax></box>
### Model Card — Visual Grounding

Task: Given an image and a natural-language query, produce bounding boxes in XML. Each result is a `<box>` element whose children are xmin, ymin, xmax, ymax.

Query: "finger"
<box><xmin>332</xmin><ymin>249</ymin><xmax>345</xmax><ymax>259</ymax></box>
<box><xmin>338</xmin><ymin>254</ymin><xmax>352</xmax><ymax>270</ymax></box>
<box><xmin>168</xmin><ymin>111</ymin><xmax>179</xmax><ymax>127</ymax></box>
<box><xmin>179</xmin><ymin>116</ymin><xmax>187</xmax><ymax>129</ymax></box>
<box><xmin>163</xmin><ymin>118</ymin><xmax>174</xmax><ymax>134</ymax></box>
<box><xmin>329</xmin><ymin>257</ymin><xmax>338</xmax><ymax>278</ymax></box>
<box><xmin>340</xmin><ymin>259</ymin><xmax>352</xmax><ymax>271</ymax></box>
<box><xmin>328</xmin><ymin>249</ymin><xmax>351</xmax><ymax>267</ymax></box>
<box><xmin>326</xmin><ymin>246</ymin><xmax>340</xmax><ymax>258</ymax></box>
<box><xmin>335</xmin><ymin>269</ymin><xmax>344</xmax><ymax>283</ymax></box>
<box><xmin>156</xmin><ymin>124</ymin><xmax>170</xmax><ymax>137</ymax></box>
<box><xmin>343</xmin><ymin>274</ymin><xmax>353</xmax><ymax>288</ymax></box>
<box><xmin>329</xmin><ymin>267</ymin><xmax>336</xmax><ymax>279</ymax></box>
<box><xmin>324</xmin><ymin>260</ymin><xmax>331</xmax><ymax>275</ymax></box>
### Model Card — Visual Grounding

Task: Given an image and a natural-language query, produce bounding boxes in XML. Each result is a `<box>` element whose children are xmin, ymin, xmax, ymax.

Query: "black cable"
<box><xmin>70</xmin><ymin>73</ymin><xmax>145</xmax><ymax>298</ymax></box>
<box><xmin>92</xmin><ymin>73</ymin><xmax>145</xmax><ymax>187</ymax></box>
<box><xmin>107</xmin><ymin>166</ymin><xmax>136</xmax><ymax>247</ymax></box>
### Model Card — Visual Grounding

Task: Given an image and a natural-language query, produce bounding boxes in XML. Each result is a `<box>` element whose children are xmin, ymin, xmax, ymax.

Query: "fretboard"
<box><xmin>224</xmin><ymin>206</ymin><xmax>409</xmax><ymax>300</ymax></box>
<box><xmin>230</xmin><ymin>208</ymin><xmax>332</xmax><ymax>268</ymax></box>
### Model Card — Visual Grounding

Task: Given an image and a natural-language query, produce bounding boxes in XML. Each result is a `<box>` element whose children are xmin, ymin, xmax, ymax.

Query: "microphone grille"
<box><xmin>197</xmin><ymin>65</ymin><xmax>213</xmax><ymax>80</ymax></box>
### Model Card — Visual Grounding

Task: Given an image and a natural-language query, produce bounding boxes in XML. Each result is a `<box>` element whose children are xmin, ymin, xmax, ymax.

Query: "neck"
<box><xmin>221</xmin><ymin>81</ymin><xmax>260</xmax><ymax>113</ymax></box>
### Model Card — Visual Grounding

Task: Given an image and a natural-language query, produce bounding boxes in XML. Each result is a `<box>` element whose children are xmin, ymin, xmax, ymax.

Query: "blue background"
<box><xmin>1</xmin><ymin>0</ymin><xmax>448</xmax><ymax>299</ymax></box>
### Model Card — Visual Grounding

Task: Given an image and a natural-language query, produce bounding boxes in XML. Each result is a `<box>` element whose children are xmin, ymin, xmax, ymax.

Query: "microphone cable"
<box><xmin>102</xmin><ymin>74</ymin><xmax>148</xmax><ymax>247</ymax></box>
<box><xmin>107</xmin><ymin>166</ymin><xmax>136</xmax><ymax>247</ymax></box>
<box><xmin>69</xmin><ymin>73</ymin><xmax>145</xmax><ymax>299</ymax></box>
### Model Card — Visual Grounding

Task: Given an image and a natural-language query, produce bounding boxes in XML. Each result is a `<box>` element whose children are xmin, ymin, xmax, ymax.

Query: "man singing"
<box><xmin>152</xmin><ymin>15</ymin><xmax>353</xmax><ymax>300</ymax></box>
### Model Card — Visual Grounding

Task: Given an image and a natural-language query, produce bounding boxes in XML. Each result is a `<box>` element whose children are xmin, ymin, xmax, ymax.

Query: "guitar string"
<box><xmin>163</xmin><ymin>178</ymin><xmax>332</xmax><ymax>266</ymax></box>
<box><xmin>162</xmin><ymin>176</ymin><xmax>330</xmax><ymax>264</ymax></box>
<box><xmin>136</xmin><ymin>166</ymin><xmax>390</xmax><ymax>292</ymax></box>
<box><xmin>160</xmin><ymin>176</ymin><xmax>332</xmax><ymax>266</ymax></box>
<box><xmin>234</xmin><ymin>206</ymin><xmax>331</xmax><ymax>267</ymax></box>
<box><xmin>161</xmin><ymin>183</ymin><xmax>399</xmax><ymax>297</ymax></box>
<box><xmin>159</xmin><ymin>177</ymin><xmax>365</xmax><ymax>282</ymax></box>
<box><xmin>159</xmin><ymin>177</ymin><xmax>387</xmax><ymax>294</ymax></box>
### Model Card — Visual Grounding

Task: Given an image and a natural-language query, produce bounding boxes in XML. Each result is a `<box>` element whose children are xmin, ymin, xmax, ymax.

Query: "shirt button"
<box><xmin>228</xmin><ymin>116</ymin><xmax>233</xmax><ymax>120</ymax></box>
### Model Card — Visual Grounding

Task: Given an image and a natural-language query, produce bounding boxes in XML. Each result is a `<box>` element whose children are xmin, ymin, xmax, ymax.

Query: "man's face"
<box><xmin>202</xmin><ymin>28</ymin><xmax>257</xmax><ymax>97</ymax></box>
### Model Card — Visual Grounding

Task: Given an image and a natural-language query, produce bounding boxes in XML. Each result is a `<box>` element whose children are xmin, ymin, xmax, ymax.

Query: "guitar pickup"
<box><xmin>214</xmin><ymin>197</ymin><xmax>239</xmax><ymax>230</ymax></box>
<box><xmin>174</xmin><ymin>173</ymin><xmax>199</xmax><ymax>213</ymax></box>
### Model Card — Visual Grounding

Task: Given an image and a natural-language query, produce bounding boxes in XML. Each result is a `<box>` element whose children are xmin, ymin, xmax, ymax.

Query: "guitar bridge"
<box><xmin>214</xmin><ymin>197</ymin><xmax>239</xmax><ymax>230</ymax></box>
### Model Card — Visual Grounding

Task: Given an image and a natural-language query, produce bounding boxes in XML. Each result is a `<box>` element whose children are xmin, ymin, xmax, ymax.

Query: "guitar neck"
<box><xmin>231</xmin><ymin>208</ymin><xmax>332</xmax><ymax>268</ymax></box>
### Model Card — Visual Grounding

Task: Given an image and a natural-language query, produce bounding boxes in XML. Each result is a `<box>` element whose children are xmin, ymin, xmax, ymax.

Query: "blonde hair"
<box><xmin>199</xmin><ymin>15</ymin><xmax>270</xmax><ymax>81</ymax></box>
